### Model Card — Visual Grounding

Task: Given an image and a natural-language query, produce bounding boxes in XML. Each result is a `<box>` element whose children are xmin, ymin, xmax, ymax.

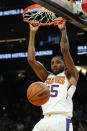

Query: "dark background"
<box><xmin>0</xmin><ymin>0</ymin><xmax>87</xmax><ymax>130</ymax></box>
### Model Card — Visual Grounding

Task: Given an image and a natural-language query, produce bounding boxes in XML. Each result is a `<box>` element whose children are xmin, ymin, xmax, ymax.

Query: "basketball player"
<box><xmin>28</xmin><ymin>18</ymin><xmax>79</xmax><ymax>131</ymax></box>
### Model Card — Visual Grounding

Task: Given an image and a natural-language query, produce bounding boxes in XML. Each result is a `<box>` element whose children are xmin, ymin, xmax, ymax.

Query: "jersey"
<box><xmin>41</xmin><ymin>72</ymin><xmax>76</xmax><ymax>118</ymax></box>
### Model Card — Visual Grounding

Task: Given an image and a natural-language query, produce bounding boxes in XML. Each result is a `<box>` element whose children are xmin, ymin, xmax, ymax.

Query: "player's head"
<box><xmin>51</xmin><ymin>56</ymin><xmax>65</xmax><ymax>75</ymax></box>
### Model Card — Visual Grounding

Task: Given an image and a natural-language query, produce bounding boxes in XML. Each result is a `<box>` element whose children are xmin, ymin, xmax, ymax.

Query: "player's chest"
<box><xmin>47</xmin><ymin>83</ymin><xmax>67</xmax><ymax>98</ymax></box>
<box><xmin>46</xmin><ymin>83</ymin><xmax>67</xmax><ymax>98</ymax></box>
<box><xmin>45</xmin><ymin>76</ymin><xmax>67</xmax><ymax>98</ymax></box>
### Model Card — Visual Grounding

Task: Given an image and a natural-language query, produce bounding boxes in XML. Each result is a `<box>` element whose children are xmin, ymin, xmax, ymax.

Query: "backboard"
<box><xmin>32</xmin><ymin>0</ymin><xmax>87</xmax><ymax>31</ymax></box>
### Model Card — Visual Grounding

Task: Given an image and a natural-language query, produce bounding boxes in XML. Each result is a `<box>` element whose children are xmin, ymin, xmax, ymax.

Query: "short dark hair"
<box><xmin>52</xmin><ymin>56</ymin><xmax>64</xmax><ymax>62</ymax></box>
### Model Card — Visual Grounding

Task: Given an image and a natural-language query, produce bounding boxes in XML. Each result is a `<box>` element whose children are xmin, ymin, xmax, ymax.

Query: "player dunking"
<box><xmin>28</xmin><ymin>18</ymin><xmax>79</xmax><ymax>131</ymax></box>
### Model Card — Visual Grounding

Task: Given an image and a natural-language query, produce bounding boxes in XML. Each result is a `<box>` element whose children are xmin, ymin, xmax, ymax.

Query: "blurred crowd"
<box><xmin>0</xmin><ymin>98</ymin><xmax>42</xmax><ymax>131</ymax></box>
<box><xmin>72</xmin><ymin>104</ymin><xmax>87</xmax><ymax>131</ymax></box>
<box><xmin>0</xmin><ymin>72</ymin><xmax>87</xmax><ymax>131</ymax></box>
<box><xmin>0</xmin><ymin>98</ymin><xmax>87</xmax><ymax>131</ymax></box>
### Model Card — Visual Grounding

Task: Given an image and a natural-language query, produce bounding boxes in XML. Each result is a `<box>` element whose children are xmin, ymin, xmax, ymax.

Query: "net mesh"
<box><xmin>23</xmin><ymin>6</ymin><xmax>64</xmax><ymax>25</ymax></box>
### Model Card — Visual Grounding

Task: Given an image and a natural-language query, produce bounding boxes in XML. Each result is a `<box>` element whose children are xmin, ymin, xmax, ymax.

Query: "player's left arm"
<box><xmin>58</xmin><ymin>18</ymin><xmax>79</xmax><ymax>86</ymax></box>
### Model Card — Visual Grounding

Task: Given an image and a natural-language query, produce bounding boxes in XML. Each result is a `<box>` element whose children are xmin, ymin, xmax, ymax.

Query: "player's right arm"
<box><xmin>57</xmin><ymin>18</ymin><xmax>79</xmax><ymax>86</ymax></box>
<box><xmin>28</xmin><ymin>24</ymin><xmax>50</xmax><ymax>81</ymax></box>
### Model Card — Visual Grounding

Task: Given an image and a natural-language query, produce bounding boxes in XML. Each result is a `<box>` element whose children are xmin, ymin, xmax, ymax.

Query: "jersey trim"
<box><xmin>64</xmin><ymin>72</ymin><xmax>72</xmax><ymax>91</ymax></box>
<box><xmin>67</xmin><ymin>83</ymin><xmax>72</xmax><ymax>91</ymax></box>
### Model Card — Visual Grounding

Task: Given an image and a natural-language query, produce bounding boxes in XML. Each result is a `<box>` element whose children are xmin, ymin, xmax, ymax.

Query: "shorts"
<box><xmin>32</xmin><ymin>114</ymin><xmax>73</xmax><ymax>131</ymax></box>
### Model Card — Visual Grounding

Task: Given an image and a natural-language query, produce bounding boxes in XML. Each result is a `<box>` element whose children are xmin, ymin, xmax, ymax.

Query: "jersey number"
<box><xmin>50</xmin><ymin>85</ymin><xmax>59</xmax><ymax>97</ymax></box>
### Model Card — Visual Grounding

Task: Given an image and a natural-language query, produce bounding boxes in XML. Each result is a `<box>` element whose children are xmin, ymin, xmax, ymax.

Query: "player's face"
<box><xmin>51</xmin><ymin>57</ymin><xmax>65</xmax><ymax>75</ymax></box>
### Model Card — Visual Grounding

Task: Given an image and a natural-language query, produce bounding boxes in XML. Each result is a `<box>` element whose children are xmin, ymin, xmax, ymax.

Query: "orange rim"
<box><xmin>23</xmin><ymin>4</ymin><xmax>66</xmax><ymax>26</ymax></box>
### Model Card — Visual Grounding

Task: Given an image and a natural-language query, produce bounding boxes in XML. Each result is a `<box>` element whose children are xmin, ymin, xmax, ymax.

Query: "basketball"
<box><xmin>27</xmin><ymin>81</ymin><xmax>50</xmax><ymax>106</ymax></box>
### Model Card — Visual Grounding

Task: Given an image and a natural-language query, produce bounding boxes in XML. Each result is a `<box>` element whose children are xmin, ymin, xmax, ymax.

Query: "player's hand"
<box><xmin>55</xmin><ymin>17</ymin><xmax>66</xmax><ymax>30</ymax></box>
<box><xmin>29</xmin><ymin>20</ymin><xmax>39</xmax><ymax>32</ymax></box>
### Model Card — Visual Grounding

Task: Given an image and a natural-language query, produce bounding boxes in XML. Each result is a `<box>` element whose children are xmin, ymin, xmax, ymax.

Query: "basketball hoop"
<box><xmin>22</xmin><ymin>4</ymin><xmax>66</xmax><ymax>26</ymax></box>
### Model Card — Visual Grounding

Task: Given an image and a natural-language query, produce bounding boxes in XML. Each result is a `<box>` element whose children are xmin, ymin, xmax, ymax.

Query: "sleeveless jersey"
<box><xmin>41</xmin><ymin>72</ymin><xmax>76</xmax><ymax>118</ymax></box>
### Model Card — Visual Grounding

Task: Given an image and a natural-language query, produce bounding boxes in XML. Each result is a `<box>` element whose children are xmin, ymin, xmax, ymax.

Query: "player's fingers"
<box><xmin>55</xmin><ymin>17</ymin><xmax>63</xmax><ymax>22</ymax></box>
<box><xmin>31</xmin><ymin>23</ymin><xmax>39</xmax><ymax>27</ymax></box>
<box><xmin>30</xmin><ymin>20</ymin><xmax>39</xmax><ymax>27</ymax></box>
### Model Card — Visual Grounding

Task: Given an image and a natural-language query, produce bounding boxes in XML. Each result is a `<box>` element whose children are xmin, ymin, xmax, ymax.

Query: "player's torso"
<box><xmin>41</xmin><ymin>72</ymin><xmax>73</xmax><ymax>118</ymax></box>
<box><xmin>46</xmin><ymin>72</ymin><xmax>68</xmax><ymax>101</ymax></box>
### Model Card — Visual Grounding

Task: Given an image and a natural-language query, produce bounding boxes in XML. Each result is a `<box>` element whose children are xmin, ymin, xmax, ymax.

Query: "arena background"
<box><xmin>0</xmin><ymin>0</ymin><xmax>87</xmax><ymax>130</ymax></box>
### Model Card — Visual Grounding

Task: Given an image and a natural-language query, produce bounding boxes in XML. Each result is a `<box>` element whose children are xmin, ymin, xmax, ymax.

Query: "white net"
<box><xmin>24</xmin><ymin>6</ymin><xmax>59</xmax><ymax>25</ymax></box>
